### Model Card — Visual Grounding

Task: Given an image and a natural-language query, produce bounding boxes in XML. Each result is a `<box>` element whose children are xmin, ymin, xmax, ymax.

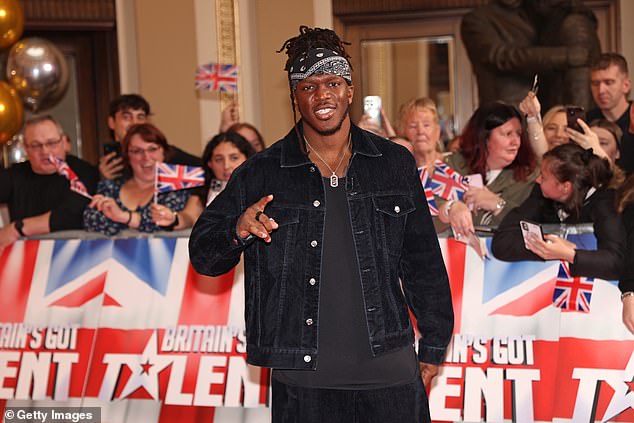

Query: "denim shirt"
<box><xmin>189</xmin><ymin>124</ymin><xmax>453</xmax><ymax>370</ymax></box>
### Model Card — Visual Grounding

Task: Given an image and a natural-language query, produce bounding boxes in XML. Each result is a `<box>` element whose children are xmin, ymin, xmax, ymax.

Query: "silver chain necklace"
<box><xmin>304</xmin><ymin>134</ymin><xmax>351</xmax><ymax>187</ymax></box>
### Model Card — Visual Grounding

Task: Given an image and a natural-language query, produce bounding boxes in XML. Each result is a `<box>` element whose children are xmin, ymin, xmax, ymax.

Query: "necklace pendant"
<box><xmin>330</xmin><ymin>173</ymin><xmax>339</xmax><ymax>188</ymax></box>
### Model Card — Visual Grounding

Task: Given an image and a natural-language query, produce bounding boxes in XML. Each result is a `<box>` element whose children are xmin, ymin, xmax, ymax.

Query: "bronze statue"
<box><xmin>531</xmin><ymin>0</ymin><xmax>601</xmax><ymax>110</ymax></box>
<box><xmin>461</xmin><ymin>0</ymin><xmax>600</xmax><ymax>111</ymax></box>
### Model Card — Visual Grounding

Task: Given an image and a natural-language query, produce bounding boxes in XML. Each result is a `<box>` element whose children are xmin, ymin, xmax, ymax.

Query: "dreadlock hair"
<box><xmin>278</xmin><ymin>26</ymin><xmax>352</xmax><ymax>73</ymax></box>
<box><xmin>277</xmin><ymin>26</ymin><xmax>352</xmax><ymax>151</ymax></box>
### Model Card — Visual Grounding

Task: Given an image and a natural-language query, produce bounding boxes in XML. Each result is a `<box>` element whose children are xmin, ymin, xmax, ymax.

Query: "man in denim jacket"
<box><xmin>189</xmin><ymin>26</ymin><xmax>453</xmax><ymax>423</ymax></box>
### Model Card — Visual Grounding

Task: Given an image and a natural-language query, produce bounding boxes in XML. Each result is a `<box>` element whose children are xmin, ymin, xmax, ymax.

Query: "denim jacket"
<box><xmin>189</xmin><ymin>124</ymin><xmax>453</xmax><ymax>370</ymax></box>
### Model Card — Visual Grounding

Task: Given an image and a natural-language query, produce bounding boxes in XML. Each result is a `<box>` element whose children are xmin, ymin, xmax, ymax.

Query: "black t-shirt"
<box><xmin>586</xmin><ymin>104</ymin><xmax>630</xmax><ymax>135</ymax></box>
<box><xmin>274</xmin><ymin>177</ymin><xmax>418</xmax><ymax>389</ymax></box>
<box><xmin>0</xmin><ymin>155</ymin><xmax>98</xmax><ymax>231</ymax></box>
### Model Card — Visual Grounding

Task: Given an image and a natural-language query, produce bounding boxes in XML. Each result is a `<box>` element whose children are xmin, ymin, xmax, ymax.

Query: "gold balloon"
<box><xmin>0</xmin><ymin>80</ymin><xmax>23</xmax><ymax>144</ymax></box>
<box><xmin>0</xmin><ymin>0</ymin><xmax>24</xmax><ymax>50</ymax></box>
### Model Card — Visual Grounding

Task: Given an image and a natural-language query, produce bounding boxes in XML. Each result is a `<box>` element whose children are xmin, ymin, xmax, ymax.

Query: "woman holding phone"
<box><xmin>520</xmin><ymin>92</ymin><xmax>612</xmax><ymax>163</ymax></box>
<box><xmin>491</xmin><ymin>143</ymin><xmax>625</xmax><ymax>281</ymax></box>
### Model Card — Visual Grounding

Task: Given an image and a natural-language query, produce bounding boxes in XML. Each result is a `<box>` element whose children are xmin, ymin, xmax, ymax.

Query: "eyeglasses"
<box><xmin>128</xmin><ymin>145</ymin><xmax>162</xmax><ymax>157</ymax></box>
<box><xmin>25</xmin><ymin>138</ymin><xmax>63</xmax><ymax>152</ymax></box>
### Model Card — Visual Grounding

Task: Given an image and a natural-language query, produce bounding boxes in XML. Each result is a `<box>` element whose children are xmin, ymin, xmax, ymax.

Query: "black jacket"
<box><xmin>189</xmin><ymin>124</ymin><xmax>453</xmax><ymax>369</ymax></box>
<box><xmin>620</xmin><ymin>204</ymin><xmax>634</xmax><ymax>293</ymax></box>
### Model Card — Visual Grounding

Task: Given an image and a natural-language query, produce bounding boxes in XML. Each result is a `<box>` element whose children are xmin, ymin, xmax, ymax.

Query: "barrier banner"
<box><xmin>0</xmin><ymin>238</ymin><xmax>269</xmax><ymax>423</ymax></box>
<box><xmin>432</xmin><ymin>236</ymin><xmax>633</xmax><ymax>423</ymax></box>
<box><xmin>0</xmin><ymin>235</ymin><xmax>632</xmax><ymax>422</ymax></box>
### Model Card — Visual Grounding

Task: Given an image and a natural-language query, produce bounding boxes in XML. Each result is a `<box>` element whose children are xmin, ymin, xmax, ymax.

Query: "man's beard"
<box><xmin>302</xmin><ymin>103</ymin><xmax>350</xmax><ymax>137</ymax></box>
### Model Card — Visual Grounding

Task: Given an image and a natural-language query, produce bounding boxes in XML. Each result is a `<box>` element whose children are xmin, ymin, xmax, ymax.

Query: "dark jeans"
<box><xmin>271</xmin><ymin>376</ymin><xmax>430</xmax><ymax>423</ymax></box>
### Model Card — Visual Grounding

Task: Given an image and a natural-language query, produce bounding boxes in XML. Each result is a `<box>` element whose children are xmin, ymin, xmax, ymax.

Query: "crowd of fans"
<box><xmin>1</xmin><ymin>52</ymin><xmax>633</xmax><ymax>334</ymax></box>
<box><xmin>358</xmin><ymin>52</ymin><xmax>634</xmax><ymax>334</ymax></box>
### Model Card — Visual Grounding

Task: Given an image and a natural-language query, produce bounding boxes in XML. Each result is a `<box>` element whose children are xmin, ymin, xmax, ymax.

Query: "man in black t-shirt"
<box><xmin>586</xmin><ymin>53</ymin><xmax>633</xmax><ymax>172</ymax></box>
<box><xmin>190</xmin><ymin>26</ymin><xmax>453</xmax><ymax>423</ymax></box>
<box><xmin>99</xmin><ymin>94</ymin><xmax>201</xmax><ymax>180</ymax></box>
<box><xmin>0</xmin><ymin>115</ymin><xmax>98</xmax><ymax>253</ymax></box>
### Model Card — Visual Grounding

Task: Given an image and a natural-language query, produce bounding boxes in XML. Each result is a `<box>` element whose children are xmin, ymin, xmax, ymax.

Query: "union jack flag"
<box><xmin>195</xmin><ymin>63</ymin><xmax>238</xmax><ymax>93</ymax></box>
<box><xmin>430</xmin><ymin>160</ymin><xmax>469</xmax><ymax>201</ymax></box>
<box><xmin>156</xmin><ymin>163</ymin><xmax>205</xmax><ymax>193</ymax></box>
<box><xmin>50</xmin><ymin>154</ymin><xmax>91</xmax><ymax>198</ymax></box>
<box><xmin>552</xmin><ymin>260</ymin><xmax>594</xmax><ymax>312</ymax></box>
<box><xmin>418</xmin><ymin>167</ymin><xmax>438</xmax><ymax>216</ymax></box>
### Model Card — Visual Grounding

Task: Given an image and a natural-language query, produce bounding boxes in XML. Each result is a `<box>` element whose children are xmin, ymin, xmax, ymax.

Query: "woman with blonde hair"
<box><xmin>520</xmin><ymin>92</ymin><xmax>611</xmax><ymax>162</ymax></box>
<box><xmin>397</xmin><ymin>97</ymin><xmax>445</xmax><ymax>172</ymax></box>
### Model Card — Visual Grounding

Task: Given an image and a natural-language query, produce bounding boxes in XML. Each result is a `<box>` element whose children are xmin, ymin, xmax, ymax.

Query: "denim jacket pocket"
<box><xmin>250</xmin><ymin>205</ymin><xmax>301</xmax><ymax>345</ymax></box>
<box><xmin>372</xmin><ymin>194</ymin><xmax>415</xmax><ymax>255</ymax></box>
<box><xmin>256</xmin><ymin>204</ymin><xmax>300</xmax><ymax>278</ymax></box>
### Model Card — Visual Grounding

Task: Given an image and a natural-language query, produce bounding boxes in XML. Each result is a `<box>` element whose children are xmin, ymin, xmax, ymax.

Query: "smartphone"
<box><xmin>363</xmin><ymin>96</ymin><xmax>382</xmax><ymax>126</ymax></box>
<box><xmin>520</xmin><ymin>220</ymin><xmax>544</xmax><ymax>247</ymax></box>
<box><xmin>566</xmin><ymin>106</ymin><xmax>585</xmax><ymax>133</ymax></box>
<box><xmin>464</xmin><ymin>174</ymin><xmax>483</xmax><ymax>211</ymax></box>
<box><xmin>103</xmin><ymin>143</ymin><xmax>121</xmax><ymax>158</ymax></box>
<box><xmin>465</xmin><ymin>173</ymin><xmax>483</xmax><ymax>188</ymax></box>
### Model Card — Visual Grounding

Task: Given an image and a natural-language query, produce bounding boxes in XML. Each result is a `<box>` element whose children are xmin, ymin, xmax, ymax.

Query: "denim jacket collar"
<box><xmin>280</xmin><ymin>121</ymin><xmax>382</xmax><ymax>169</ymax></box>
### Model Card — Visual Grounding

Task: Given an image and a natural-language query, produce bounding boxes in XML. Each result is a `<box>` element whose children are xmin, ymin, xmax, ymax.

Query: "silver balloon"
<box><xmin>5</xmin><ymin>37</ymin><xmax>69</xmax><ymax>112</ymax></box>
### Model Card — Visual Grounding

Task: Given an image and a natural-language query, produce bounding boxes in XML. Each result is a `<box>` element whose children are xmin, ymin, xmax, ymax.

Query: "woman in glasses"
<box><xmin>83</xmin><ymin>123</ymin><xmax>191</xmax><ymax>235</ymax></box>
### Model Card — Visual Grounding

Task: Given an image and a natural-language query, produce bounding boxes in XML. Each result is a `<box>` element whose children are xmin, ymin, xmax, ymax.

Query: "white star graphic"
<box><xmin>119</xmin><ymin>330</ymin><xmax>174</xmax><ymax>400</ymax></box>
<box><xmin>602</xmin><ymin>351</ymin><xmax>634</xmax><ymax>422</ymax></box>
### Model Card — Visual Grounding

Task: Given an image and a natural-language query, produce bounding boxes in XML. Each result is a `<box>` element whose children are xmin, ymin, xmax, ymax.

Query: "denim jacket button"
<box><xmin>394</xmin><ymin>205</ymin><xmax>401</xmax><ymax>213</ymax></box>
<box><xmin>310</xmin><ymin>240</ymin><xmax>318</xmax><ymax>247</ymax></box>
<box><xmin>309</xmin><ymin>278</ymin><xmax>316</xmax><ymax>285</ymax></box>
<box><xmin>313</xmin><ymin>200</ymin><xmax>320</xmax><ymax>207</ymax></box>
<box><xmin>304</xmin><ymin>355</ymin><xmax>312</xmax><ymax>362</ymax></box>
<box><xmin>306</xmin><ymin>318</ymin><xmax>314</xmax><ymax>325</ymax></box>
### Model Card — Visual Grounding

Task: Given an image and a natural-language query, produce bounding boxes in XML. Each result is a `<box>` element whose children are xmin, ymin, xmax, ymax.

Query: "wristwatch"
<box><xmin>13</xmin><ymin>219</ymin><xmax>25</xmax><ymax>237</ymax></box>
<box><xmin>159</xmin><ymin>212</ymin><xmax>179</xmax><ymax>231</ymax></box>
